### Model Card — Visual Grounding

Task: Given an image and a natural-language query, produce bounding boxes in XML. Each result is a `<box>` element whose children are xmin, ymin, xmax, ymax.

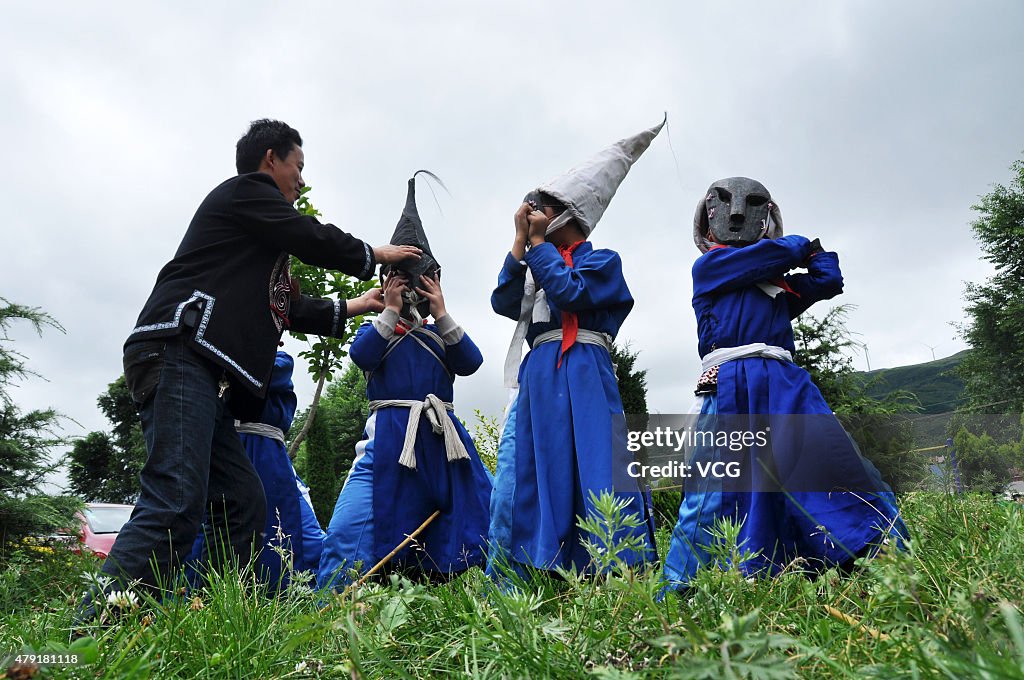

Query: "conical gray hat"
<box><xmin>536</xmin><ymin>114</ymin><xmax>666</xmax><ymax>236</ymax></box>
<box><xmin>387</xmin><ymin>170</ymin><xmax>441</xmax><ymax>284</ymax></box>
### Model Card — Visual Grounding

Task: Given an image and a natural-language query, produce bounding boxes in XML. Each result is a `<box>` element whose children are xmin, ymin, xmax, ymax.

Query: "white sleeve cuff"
<box><xmin>433</xmin><ymin>313</ymin><xmax>465</xmax><ymax>345</ymax></box>
<box><xmin>373</xmin><ymin>308</ymin><xmax>400</xmax><ymax>339</ymax></box>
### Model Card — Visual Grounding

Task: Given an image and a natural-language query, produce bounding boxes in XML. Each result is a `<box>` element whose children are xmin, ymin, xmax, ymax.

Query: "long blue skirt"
<box><xmin>662</xmin><ymin>395</ymin><xmax>906</xmax><ymax>588</ymax></box>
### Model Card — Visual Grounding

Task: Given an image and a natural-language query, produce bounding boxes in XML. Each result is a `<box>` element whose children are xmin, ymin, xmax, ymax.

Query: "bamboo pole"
<box><xmin>352</xmin><ymin>509</ymin><xmax>442</xmax><ymax>589</ymax></box>
<box><xmin>824</xmin><ymin>605</ymin><xmax>890</xmax><ymax>641</ymax></box>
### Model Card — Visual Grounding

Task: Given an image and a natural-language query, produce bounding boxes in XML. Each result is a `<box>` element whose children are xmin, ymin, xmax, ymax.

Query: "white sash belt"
<box><xmin>367</xmin><ymin>395</ymin><xmax>468</xmax><ymax>470</ymax></box>
<box><xmin>700</xmin><ymin>342</ymin><xmax>793</xmax><ymax>372</ymax></box>
<box><xmin>532</xmin><ymin>328</ymin><xmax>613</xmax><ymax>352</ymax></box>
<box><xmin>235</xmin><ymin>421</ymin><xmax>285</xmax><ymax>443</ymax></box>
<box><xmin>689</xmin><ymin>343</ymin><xmax>794</xmax><ymax>414</ymax></box>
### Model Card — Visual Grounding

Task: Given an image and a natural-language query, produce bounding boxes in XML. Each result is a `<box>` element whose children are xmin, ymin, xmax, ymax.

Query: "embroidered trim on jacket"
<box><xmin>131</xmin><ymin>296</ymin><xmax>198</xmax><ymax>334</ymax></box>
<box><xmin>128</xmin><ymin>290</ymin><xmax>264</xmax><ymax>390</ymax></box>
<box><xmin>191</xmin><ymin>290</ymin><xmax>262</xmax><ymax>388</ymax></box>
<box><xmin>360</xmin><ymin>242</ymin><xmax>373</xmax><ymax>279</ymax></box>
<box><xmin>269</xmin><ymin>253</ymin><xmax>292</xmax><ymax>333</ymax></box>
<box><xmin>330</xmin><ymin>299</ymin><xmax>342</xmax><ymax>337</ymax></box>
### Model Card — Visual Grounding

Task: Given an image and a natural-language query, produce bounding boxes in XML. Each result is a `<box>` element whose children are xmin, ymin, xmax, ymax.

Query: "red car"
<box><xmin>74</xmin><ymin>503</ymin><xmax>135</xmax><ymax>558</ymax></box>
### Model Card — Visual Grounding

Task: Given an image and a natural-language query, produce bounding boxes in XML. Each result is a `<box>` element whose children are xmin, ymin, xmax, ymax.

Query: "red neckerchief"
<box><xmin>395</xmin><ymin>318</ymin><xmax>426</xmax><ymax>335</ymax></box>
<box><xmin>706</xmin><ymin>243</ymin><xmax>799</xmax><ymax>297</ymax></box>
<box><xmin>557</xmin><ymin>240</ymin><xmax>586</xmax><ymax>368</ymax></box>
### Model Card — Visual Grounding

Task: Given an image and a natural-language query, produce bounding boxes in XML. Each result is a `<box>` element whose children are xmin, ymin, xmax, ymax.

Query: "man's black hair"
<box><xmin>235</xmin><ymin>119</ymin><xmax>303</xmax><ymax>174</ymax></box>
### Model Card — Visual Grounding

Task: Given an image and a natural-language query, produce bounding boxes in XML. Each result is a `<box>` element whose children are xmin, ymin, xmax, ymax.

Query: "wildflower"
<box><xmin>80</xmin><ymin>573</ymin><xmax>113</xmax><ymax>589</ymax></box>
<box><xmin>141</xmin><ymin>614</ymin><xmax>154</xmax><ymax>627</ymax></box>
<box><xmin>294</xmin><ymin>661</ymin><xmax>308</xmax><ymax>673</ymax></box>
<box><xmin>106</xmin><ymin>590</ymin><xmax>140</xmax><ymax>611</ymax></box>
<box><xmin>190</xmin><ymin>596</ymin><xmax>205</xmax><ymax>611</ymax></box>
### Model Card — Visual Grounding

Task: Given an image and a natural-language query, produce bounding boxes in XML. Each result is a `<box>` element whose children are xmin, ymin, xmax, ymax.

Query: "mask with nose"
<box><xmin>692</xmin><ymin>177</ymin><xmax>784</xmax><ymax>252</ymax></box>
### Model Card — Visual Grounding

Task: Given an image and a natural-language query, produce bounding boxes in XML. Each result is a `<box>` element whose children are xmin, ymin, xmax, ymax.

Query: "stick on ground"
<box><xmin>352</xmin><ymin>509</ymin><xmax>442</xmax><ymax>589</ymax></box>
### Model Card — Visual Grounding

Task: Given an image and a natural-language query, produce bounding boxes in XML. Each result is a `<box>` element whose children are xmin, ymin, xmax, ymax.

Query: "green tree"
<box><xmin>292</xmin><ymin>361</ymin><xmax>368</xmax><ymax>527</ymax></box>
<box><xmin>0</xmin><ymin>299</ymin><xmax>80</xmax><ymax>556</ymax></box>
<box><xmin>469</xmin><ymin>410</ymin><xmax>501</xmax><ymax>475</ymax></box>
<box><xmin>950</xmin><ymin>418</ymin><xmax>1024</xmax><ymax>494</ymax></box>
<box><xmin>793</xmin><ymin>304</ymin><xmax>923</xmax><ymax>492</ymax></box>
<box><xmin>792</xmin><ymin>304</ymin><xmax>864</xmax><ymax>409</ymax></box>
<box><xmin>286</xmin><ymin>188</ymin><xmax>375</xmax><ymax>460</ymax></box>
<box><xmin>958</xmin><ymin>158</ymin><xmax>1024</xmax><ymax>413</ymax></box>
<box><xmin>66</xmin><ymin>375</ymin><xmax>146</xmax><ymax>503</ymax></box>
<box><xmin>611</xmin><ymin>342</ymin><xmax>648</xmax><ymax>416</ymax></box>
<box><xmin>947</xmin><ymin>157</ymin><xmax>1024</xmax><ymax>492</ymax></box>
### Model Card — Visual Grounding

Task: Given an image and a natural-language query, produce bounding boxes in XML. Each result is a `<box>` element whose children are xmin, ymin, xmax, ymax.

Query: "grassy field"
<box><xmin>3</xmin><ymin>492</ymin><xmax>1024</xmax><ymax>679</ymax></box>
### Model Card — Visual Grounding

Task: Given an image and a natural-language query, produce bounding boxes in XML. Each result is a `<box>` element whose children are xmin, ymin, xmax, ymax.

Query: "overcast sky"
<box><xmin>3</xmin><ymin>1</ymin><xmax>1022</xmax><ymax>484</ymax></box>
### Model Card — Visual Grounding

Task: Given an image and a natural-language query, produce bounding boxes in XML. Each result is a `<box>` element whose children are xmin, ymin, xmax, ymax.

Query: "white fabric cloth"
<box><xmin>755</xmin><ymin>281</ymin><xmax>787</xmax><ymax>298</ymax></box>
<box><xmin>367</xmin><ymin>394</ymin><xmax>468</xmax><ymax>470</ymax></box>
<box><xmin>502</xmin><ymin>265</ymin><xmax>539</xmax><ymax>388</ymax></box>
<box><xmin>542</xmin><ymin>210</ymin><xmax>577</xmax><ymax>237</ymax></box>
<box><xmin>532</xmin><ymin>327</ymin><xmax>613</xmax><ymax>352</ymax></box>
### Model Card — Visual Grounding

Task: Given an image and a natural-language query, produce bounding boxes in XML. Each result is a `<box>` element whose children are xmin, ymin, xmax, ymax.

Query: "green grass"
<box><xmin>3</xmin><ymin>492</ymin><xmax>1024</xmax><ymax>678</ymax></box>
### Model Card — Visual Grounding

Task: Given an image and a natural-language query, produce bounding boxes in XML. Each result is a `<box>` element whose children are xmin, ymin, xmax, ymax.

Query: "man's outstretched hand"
<box><xmin>374</xmin><ymin>244</ymin><xmax>422</xmax><ymax>265</ymax></box>
<box><xmin>347</xmin><ymin>287</ymin><xmax>386</xmax><ymax>316</ymax></box>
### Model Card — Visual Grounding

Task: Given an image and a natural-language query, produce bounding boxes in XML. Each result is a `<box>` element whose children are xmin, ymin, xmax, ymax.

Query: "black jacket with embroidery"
<box><xmin>127</xmin><ymin>172</ymin><xmax>375</xmax><ymax>400</ymax></box>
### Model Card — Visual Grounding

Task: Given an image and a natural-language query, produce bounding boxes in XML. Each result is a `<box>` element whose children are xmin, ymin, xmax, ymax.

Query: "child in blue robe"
<box><xmin>662</xmin><ymin>178</ymin><xmax>907</xmax><ymax>589</ymax></box>
<box><xmin>318</xmin><ymin>272</ymin><xmax>492</xmax><ymax>589</ymax></box>
<box><xmin>487</xmin><ymin>120</ymin><xmax>666</xmax><ymax>578</ymax></box>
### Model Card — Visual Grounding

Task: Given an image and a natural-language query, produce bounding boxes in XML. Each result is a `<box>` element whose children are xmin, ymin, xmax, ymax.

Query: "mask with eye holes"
<box><xmin>693</xmin><ymin>177</ymin><xmax>783</xmax><ymax>251</ymax></box>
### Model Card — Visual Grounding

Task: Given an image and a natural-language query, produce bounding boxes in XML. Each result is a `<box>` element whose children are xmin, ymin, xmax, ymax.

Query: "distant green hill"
<box><xmin>856</xmin><ymin>350</ymin><xmax>968</xmax><ymax>414</ymax></box>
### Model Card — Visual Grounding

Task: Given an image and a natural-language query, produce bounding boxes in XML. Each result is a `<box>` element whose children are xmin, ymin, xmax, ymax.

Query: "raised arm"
<box><xmin>410</xmin><ymin>274</ymin><xmax>483</xmax><ymax>376</ymax></box>
<box><xmin>349</xmin><ymin>276</ymin><xmax>406</xmax><ymax>371</ymax></box>
<box><xmin>491</xmin><ymin>253</ymin><xmax>529</xmax><ymax>320</ymax></box>
<box><xmin>231</xmin><ymin>173</ymin><xmax>376</xmax><ymax>279</ymax></box>
<box><xmin>288</xmin><ymin>295</ymin><xmax>346</xmax><ymax>339</ymax></box>
<box><xmin>692</xmin><ymin>235</ymin><xmax>812</xmax><ymax>296</ymax></box>
<box><xmin>523</xmin><ymin>243</ymin><xmax>632</xmax><ymax>312</ymax></box>
<box><xmin>348</xmin><ymin>318</ymin><xmax>391</xmax><ymax>372</ymax></box>
<box><xmin>784</xmin><ymin>251</ymin><xmax>844</xmax><ymax>318</ymax></box>
<box><xmin>289</xmin><ymin>287</ymin><xmax>384</xmax><ymax>339</ymax></box>
<box><xmin>434</xmin><ymin>314</ymin><xmax>484</xmax><ymax>376</ymax></box>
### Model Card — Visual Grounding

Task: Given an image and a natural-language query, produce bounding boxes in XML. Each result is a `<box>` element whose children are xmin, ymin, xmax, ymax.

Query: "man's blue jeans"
<box><xmin>98</xmin><ymin>335</ymin><xmax>267</xmax><ymax>596</ymax></box>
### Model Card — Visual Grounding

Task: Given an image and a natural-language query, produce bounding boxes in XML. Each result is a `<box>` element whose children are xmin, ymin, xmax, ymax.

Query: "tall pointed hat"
<box><xmin>535</xmin><ymin>114</ymin><xmax>666</xmax><ymax>236</ymax></box>
<box><xmin>386</xmin><ymin>170</ymin><xmax>442</xmax><ymax>287</ymax></box>
<box><xmin>503</xmin><ymin>116</ymin><xmax>666</xmax><ymax>389</ymax></box>
<box><xmin>384</xmin><ymin>170</ymin><xmax>444</xmax><ymax>322</ymax></box>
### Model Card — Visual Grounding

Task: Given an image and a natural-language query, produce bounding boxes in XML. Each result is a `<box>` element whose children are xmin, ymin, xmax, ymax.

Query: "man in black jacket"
<box><xmin>79</xmin><ymin>119</ymin><xmax>419</xmax><ymax>620</ymax></box>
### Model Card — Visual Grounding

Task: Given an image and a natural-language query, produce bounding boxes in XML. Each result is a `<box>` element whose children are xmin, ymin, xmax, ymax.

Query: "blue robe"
<box><xmin>188</xmin><ymin>351</ymin><xmax>324</xmax><ymax>589</ymax></box>
<box><xmin>488</xmin><ymin>242</ymin><xmax>656</xmax><ymax>576</ymax></box>
<box><xmin>663</xmin><ymin>236</ymin><xmax>907</xmax><ymax>588</ymax></box>
<box><xmin>318</xmin><ymin>319</ymin><xmax>492</xmax><ymax>589</ymax></box>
